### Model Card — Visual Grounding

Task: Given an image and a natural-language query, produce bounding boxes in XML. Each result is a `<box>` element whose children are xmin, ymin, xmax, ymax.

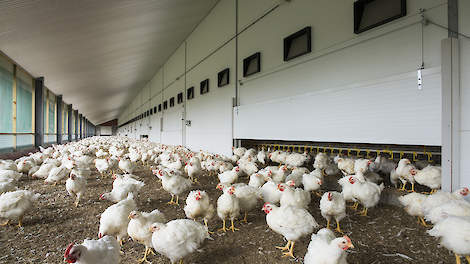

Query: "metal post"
<box><xmin>68</xmin><ymin>105</ymin><xmax>72</xmax><ymax>142</ymax></box>
<box><xmin>34</xmin><ymin>77</ymin><xmax>44</xmax><ymax>148</ymax></box>
<box><xmin>79</xmin><ymin>114</ymin><xmax>82</xmax><ymax>139</ymax></box>
<box><xmin>56</xmin><ymin>95</ymin><xmax>63</xmax><ymax>144</ymax></box>
<box><xmin>441</xmin><ymin>38</ymin><xmax>460</xmax><ymax>192</ymax></box>
<box><xmin>74</xmin><ymin>110</ymin><xmax>78</xmax><ymax>141</ymax></box>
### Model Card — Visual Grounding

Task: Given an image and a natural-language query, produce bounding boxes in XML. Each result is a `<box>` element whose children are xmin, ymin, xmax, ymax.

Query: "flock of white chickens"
<box><xmin>0</xmin><ymin>136</ymin><xmax>468</xmax><ymax>264</ymax></box>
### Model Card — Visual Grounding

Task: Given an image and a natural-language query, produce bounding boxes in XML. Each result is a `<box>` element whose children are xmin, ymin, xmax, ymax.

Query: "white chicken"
<box><xmin>216</xmin><ymin>185</ymin><xmax>240</xmax><ymax>232</ymax></box>
<box><xmin>414</xmin><ymin>165</ymin><xmax>442</xmax><ymax>193</ymax></box>
<box><xmin>398</xmin><ymin>192</ymin><xmax>428</xmax><ymax>226</ymax></box>
<box><xmin>0</xmin><ymin>169</ymin><xmax>23</xmax><ymax>182</ymax></box>
<box><xmin>0</xmin><ymin>190</ymin><xmax>40</xmax><ymax>227</ymax></box>
<box><xmin>119</xmin><ymin>157</ymin><xmax>136</xmax><ymax>174</ymax></box>
<box><xmin>155</xmin><ymin>169</ymin><xmax>191</xmax><ymax>205</ymax></box>
<box><xmin>427</xmin><ymin>216</ymin><xmax>470</xmax><ymax>264</ymax></box>
<box><xmin>44</xmin><ymin>165</ymin><xmax>69</xmax><ymax>185</ymax></box>
<box><xmin>184</xmin><ymin>159</ymin><xmax>202</xmax><ymax>183</ymax></box>
<box><xmin>233</xmin><ymin>147</ymin><xmax>247</xmax><ymax>157</ymax></box>
<box><xmin>217</xmin><ymin>166</ymin><xmax>241</xmax><ymax>185</ymax></box>
<box><xmin>66</xmin><ymin>172</ymin><xmax>87</xmax><ymax>207</ymax></box>
<box><xmin>100</xmin><ymin>177</ymin><xmax>144</xmax><ymax>203</ymax></box>
<box><xmin>260</xmin><ymin>178</ymin><xmax>283</xmax><ymax>204</ymax></box>
<box><xmin>63</xmin><ymin>235</ymin><xmax>120</xmax><ymax>264</ymax></box>
<box><xmin>257</xmin><ymin>150</ymin><xmax>267</xmax><ymax>165</ymax></box>
<box><xmin>95</xmin><ymin>158</ymin><xmax>110</xmax><ymax>177</ymax></box>
<box><xmin>286</xmin><ymin>167</ymin><xmax>309</xmax><ymax>187</ymax></box>
<box><xmin>350</xmin><ymin>173</ymin><xmax>384</xmax><ymax>216</ymax></box>
<box><xmin>425</xmin><ymin>199</ymin><xmax>470</xmax><ymax>224</ymax></box>
<box><xmin>98</xmin><ymin>194</ymin><xmax>137</xmax><ymax>245</ymax></box>
<box><xmin>422</xmin><ymin>188</ymin><xmax>469</xmax><ymax>214</ymax></box>
<box><xmin>32</xmin><ymin>163</ymin><xmax>55</xmax><ymax>179</ymax></box>
<box><xmin>304</xmin><ymin>228</ymin><xmax>353</xmax><ymax>264</ymax></box>
<box><xmin>320</xmin><ymin>192</ymin><xmax>346</xmax><ymax>233</ymax></box>
<box><xmin>184</xmin><ymin>190</ymin><xmax>215</xmax><ymax>230</ymax></box>
<box><xmin>218</xmin><ymin>183</ymin><xmax>260</xmax><ymax>223</ymax></box>
<box><xmin>263</xmin><ymin>203</ymin><xmax>319</xmax><ymax>258</ymax></box>
<box><xmin>303</xmin><ymin>169</ymin><xmax>323</xmax><ymax>195</ymax></box>
<box><xmin>150</xmin><ymin>219</ymin><xmax>211</xmax><ymax>264</ymax></box>
<box><xmin>128</xmin><ymin>209</ymin><xmax>166</xmax><ymax>263</ymax></box>
<box><xmin>278</xmin><ymin>180</ymin><xmax>311</xmax><ymax>209</ymax></box>
<box><xmin>271</xmin><ymin>165</ymin><xmax>289</xmax><ymax>183</ymax></box>
<box><xmin>335</xmin><ymin>156</ymin><xmax>355</xmax><ymax>176</ymax></box>
<box><xmin>396</xmin><ymin>159</ymin><xmax>416</xmax><ymax>192</ymax></box>
<box><xmin>0</xmin><ymin>178</ymin><xmax>17</xmax><ymax>194</ymax></box>
<box><xmin>248</xmin><ymin>173</ymin><xmax>265</xmax><ymax>188</ymax></box>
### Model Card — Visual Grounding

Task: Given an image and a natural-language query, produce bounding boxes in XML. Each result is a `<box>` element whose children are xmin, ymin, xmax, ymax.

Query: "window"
<box><xmin>169</xmin><ymin>97</ymin><xmax>175</xmax><ymax>107</ymax></box>
<box><xmin>150</xmin><ymin>108</ymin><xmax>153</xmax><ymax>115</ymax></box>
<box><xmin>218</xmin><ymin>68</ymin><xmax>230</xmax><ymax>87</ymax></box>
<box><xmin>200</xmin><ymin>79</ymin><xmax>209</xmax><ymax>95</ymax></box>
<box><xmin>284</xmin><ymin>27</ymin><xmax>311</xmax><ymax>61</ymax></box>
<box><xmin>158</xmin><ymin>104</ymin><xmax>162</xmax><ymax>112</ymax></box>
<box><xmin>163</xmin><ymin>101</ymin><xmax>168</xmax><ymax>110</ymax></box>
<box><xmin>177</xmin><ymin>92</ymin><xmax>183</xmax><ymax>104</ymax></box>
<box><xmin>243</xmin><ymin>52</ymin><xmax>261</xmax><ymax>77</ymax></box>
<box><xmin>187</xmin><ymin>87</ymin><xmax>194</xmax><ymax>100</ymax></box>
<box><xmin>146</xmin><ymin>110</ymin><xmax>150</xmax><ymax>116</ymax></box>
<box><xmin>354</xmin><ymin>0</ymin><xmax>406</xmax><ymax>34</ymax></box>
<box><xmin>153</xmin><ymin>106</ymin><xmax>157</xmax><ymax>113</ymax></box>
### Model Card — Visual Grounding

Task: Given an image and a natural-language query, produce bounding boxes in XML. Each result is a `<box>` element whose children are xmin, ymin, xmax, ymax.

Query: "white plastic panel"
<box><xmin>161</xmin><ymin>78</ymin><xmax>184</xmax><ymax>146</ymax></box>
<box><xmin>459</xmin><ymin>0</ymin><xmax>470</xmax><ymax>187</ymax></box>
<box><xmin>235</xmin><ymin>68</ymin><xmax>442</xmax><ymax>146</ymax></box>
<box><xmin>186</xmin><ymin>0</ymin><xmax>236</xmax><ymax>69</ymax></box>
<box><xmin>185</xmin><ymin>41</ymin><xmax>236</xmax><ymax>156</ymax></box>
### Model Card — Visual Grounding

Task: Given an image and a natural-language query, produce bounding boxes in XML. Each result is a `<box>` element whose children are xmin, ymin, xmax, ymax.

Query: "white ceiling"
<box><xmin>0</xmin><ymin>0</ymin><xmax>219</xmax><ymax>124</ymax></box>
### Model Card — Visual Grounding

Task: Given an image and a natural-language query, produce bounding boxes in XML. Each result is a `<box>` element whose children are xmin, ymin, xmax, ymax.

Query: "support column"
<box><xmin>68</xmin><ymin>105</ymin><xmax>72</xmax><ymax>142</ymax></box>
<box><xmin>74</xmin><ymin>110</ymin><xmax>78</xmax><ymax>141</ymax></box>
<box><xmin>79</xmin><ymin>114</ymin><xmax>83</xmax><ymax>139</ymax></box>
<box><xmin>441</xmin><ymin>37</ymin><xmax>460</xmax><ymax>192</ymax></box>
<box><xmin>34</xmin><ymin>77</ymin><xmax>44</xmax><ymax>148</ymax></box>
<box><xmin>56</xmin><ymin>95</ymin><xmax>63</xmax><ymax>144</ymax></box>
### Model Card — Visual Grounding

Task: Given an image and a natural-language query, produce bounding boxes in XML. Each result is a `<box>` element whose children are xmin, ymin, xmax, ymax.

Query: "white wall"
<box><xmin>459</xmin><ymin>0</ymin><xmax>470</xmax><ymax>188</ymax></box>
<box><xmin>118</xmin><ymin>0</ymin><xmax>452</xmax><ymax>158</ymax></box>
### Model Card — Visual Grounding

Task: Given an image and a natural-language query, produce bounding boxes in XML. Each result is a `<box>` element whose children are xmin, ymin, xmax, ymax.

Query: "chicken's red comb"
<box><xmin>64</xmin><ymin>242</ymin><xmax>74</xmax><ymax>258</ymax></box>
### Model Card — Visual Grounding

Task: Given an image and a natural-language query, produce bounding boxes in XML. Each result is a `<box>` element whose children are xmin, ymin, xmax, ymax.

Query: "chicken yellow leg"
<box><xmin>358</xmin><ymin>207</ymin><xmax>368</xmax><ymax>216</ymax></box>
<box><xmin>241</xmin><ymin>211</ymin><xmax>248</xmax><ymax>223</ymax></box>
<box><xmin>326</xmin><ymin>219</ymin><xmax>330</xmax><ymax>229</ymax></box>
<box><xmin>275</xmin><ymin>240</ymin><xmax>291</xmax><ymax>251</ymax></box>
<box><xmin>282</xmin><ymin>241</ymin><xmax>295</xmax><ymax>258</ymax></box>
<box><xmin>0</xmin><ymin>220</ymin><xmax>9</xmax><ymax>226</ymax></box>
<box><xmin>465</xmin><ymin>256</ymin><xmax>470</xmax><ymax>264</ymax></box>
<box><xmin>218</xmin><ymin>219</ymin><xmax>227</xmax><ymax>232</ymax></box>
<box><xmin>419</xmin><ymin>217</ymin><xmax>429</xmax><ymax>227</ymax></box>
<box><xmin>230</xmin><ymin>219</ymin><xmax>240</xmax><ymax>232</ymax></box>
<box><xmin>455</xmin><ymin>254</ymin><xmax>461</xmax><ymax>264</ymax></box>
<box><xmin>400</xmin><ymin>182</ymin><xmax>407</xmax><ymax>191</ymax></box>
<box><xmin>138</xmin><ymin>246</ymin><xmax>151</xmax><ymax>263</ymax></box>
<box><xmin>17</xmin><ymin>216</ymin><xmax>23</xmax><ymax>228</ymax></box>
<box><xmin>335</xmin><ymin>219</ymin><xmax>343</xmax><ymax>233</ymax></box>
<box><xmin>179</xmin><ymin>260</ymin><xmax>184</xmax><ymax>264</ymax></box>
<box><xmin>407</xmin><ymin>183</ymin><xmax>415</xmax><ymax>193</ymax></box>
<box><xmin>204</xmin><ymin>219</ymin><xmax>214</xmax><ymax>234</ymax></box>
<box><xmin>175</xmin><ymin>195</ymin><xmax>180</xmax><ymax>205</ymax></box>
<box><xmin>167</xmin><ymin>195</ymin><xmax>175</xmax><ymax>205</ymax></box>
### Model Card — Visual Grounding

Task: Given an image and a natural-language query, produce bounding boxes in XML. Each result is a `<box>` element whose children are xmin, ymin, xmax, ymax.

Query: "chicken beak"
<box><xmin>349</xmin><ymin>242</ymin><xmax>355</xmax><ymax>249</ymax></box>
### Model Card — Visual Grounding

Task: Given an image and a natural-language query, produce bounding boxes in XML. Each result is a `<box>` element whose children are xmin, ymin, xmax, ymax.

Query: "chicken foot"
<box><xmin>0</xmin><ymin>220</ymin><xmax>9</xmax><ymax>226</ymax></box>
<box><xmin>357</xmin><ymin>207</ymin><xmax>368</xmax><ymax>217</ymax></box>
<box><xmin>230</xmin><ymin>219</ymin><xmax>239</xmax><ymax>232</ymax></box>
<box><xmin>17</xmin><ymin>216</ymin><xmax>23</xmax><ymax>228</ymax></box>
<box><xmin>418</xmin><ymin>217</ymin><xmax>429</xmax><ymax>227</ymax></box>
<box><xmin>167</xmin><ymin>195</ymin><xmax>175</xmax><ymax>205</ymax></box>
<box><xmin>204</xmin><ymin>219</ymin><xmax>214</xmax><ymax>234</ymax></box>
<box><xmin>275</xmin><ymin>240</ymin><xmax>291</xmax><ymax>251</ymax></box>
<box><xmin>138</xmin><ymin>246</ymin><xmax>151</xmax><ymax>263</ymax></box>
<box><xmin>281</xmin><ymin>241</ymin><xmax>295</xmax><ymax>258</ymax></box>
<box><xmin>241</xmin><ymin>211</ymin><xmax>248</xmax><ymax>224</ymax></box>
<box><xmin>335</xmin><ymin>219</ymin><xmax>343</xmax><ymax>233</ymax></box>
<box><xmin>217</xmin><ymin>219</ymin><xmax>227</xmax><ymax>232</ymax></box>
